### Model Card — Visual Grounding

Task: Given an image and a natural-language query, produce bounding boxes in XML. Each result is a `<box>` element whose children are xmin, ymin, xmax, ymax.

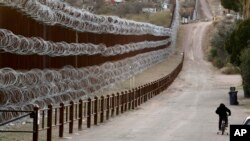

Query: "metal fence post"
<box><xmin>146</xmin><ymin>84</ymin><xmax>149</xmax><ymax>102</ymax></box>
<box><xmin>111</xmin><ymin>94</ymin><xmax>115</xmax><ymax>116</ymax></box>
<box><xmin>128</xmin><ymin>90</ymin><xmax>131</xmax><ymax>110</ymax></box>
<box><xmin>121</xmin><ymin>92</ymin><xmax>124</xmax><ymax>114</ymax></box>
<box><xmin>78</xmin><ymin>99</ymin><xmax>83</xmax><ymax>130</ymax></box>
<box><xmin>59</xmin><ymin>103</ymin><xmax>64</xmax><ymax>137</ymax></box>
<box><xmin>137</xmin><ymin>87</ymin><xmax>140</xmax><ymax>106</ymax></box>
<box><xmin>150</xmin><ymin>82</ymin><xmax>153</xmax><ymax>98</ymax></box>
<box><xmin>69</xmin><ymin>101</ymin><xmax>74</xmax><ymax>134</ymax></box>
<box><xmin>87</xmin><ymin>98</ymin><xmax>91</xmax><ymax>128</ymax></box>
<box><xmin>33</xmin><ymin>105</ymin><xmax>39</xmax><ymax>141</ymax></box>
<box><xmin>143</xmin><ymin>85</ymin><xmax>146</xmax><ymax>103</ymax></box>
<box><xmin>47</xmin><ymin>104</ymin><xmax>53</xmax><ymax>141</ymax></box>
<box><xmin>116</xmin><ymin>93</ymin><xmax>120</xmax><ymax>115</ymax></box>
<box><xmin>124</xmin><ymin>91</ymin><xmax>128</xmax><ymax>112</ymax></box>
<box><xmin>100</xmin><ymin>96</ymin><xmax>104</xmax><ymax>123</ymax></box>
<box><xmin>94</xmin><ymin>96</ymin><xmax>98</xmax><ymax>125</ymax></box>
<box><xmin>132</xmin><ymin>89</ymin><xmax>135</xmax><ymax>110</ymax></box>
<box><xmin>134</xmin><ymin>88</ymin><xmax>138</xmax><ymax>108</ymax></box>
<box><xmin>106</xmin><ymin>95</ymin><xmax>110</xmax><ymax>120</ymax></box>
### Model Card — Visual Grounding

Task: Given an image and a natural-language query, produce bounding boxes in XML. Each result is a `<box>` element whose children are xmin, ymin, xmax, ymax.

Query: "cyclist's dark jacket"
<box><xmin>216</xmin><ymin>105</ymin><xmax>231</xmax><ymax>117</ymax></box>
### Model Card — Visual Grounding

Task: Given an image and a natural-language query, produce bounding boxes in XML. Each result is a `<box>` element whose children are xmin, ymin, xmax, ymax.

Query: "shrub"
<box><xmin>210</xmin><ymin>48</ymin><xmax>218</xmax><ymax>58</ymax></box>
<box><xmin>213</xmin><ymin>58</ymin><xmax>224</xmax><ymax>69</ymax></box>
<box><xmin>209</xmin><ymin>17</ymin><xmax>236</xmax><ymax>68</ymax></box>
<box><xmin>221</xmin><ymin>0</ymin><xmax>241</xmax><ymax>12</ymax></box>
<box><xmin>240</xmin><ymin>47</ymin><xmax>250</xmax><ymax>98</ymax></box>
<box><xmin>220</xmin><ymin>63</ymin><xmax>240</xmax><ymax>74</ymax></box>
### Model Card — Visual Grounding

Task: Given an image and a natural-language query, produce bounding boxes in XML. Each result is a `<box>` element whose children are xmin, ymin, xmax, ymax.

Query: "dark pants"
<box><xmin>219</xmin><ymin>116</ymin><xmax>228</xmax><ymax>130</ymax></box>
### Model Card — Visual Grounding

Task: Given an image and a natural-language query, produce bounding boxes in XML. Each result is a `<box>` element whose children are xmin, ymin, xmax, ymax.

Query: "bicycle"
<box><xmin>217</xmin><ymin>118</ymin><xmax>229</xmax><ymax>135</ymax></box>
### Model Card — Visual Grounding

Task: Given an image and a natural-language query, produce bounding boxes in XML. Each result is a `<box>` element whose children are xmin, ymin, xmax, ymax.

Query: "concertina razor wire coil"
<box><xmin>1</xmin><ymin>0</ymin><xmax>172</xmax><ymax>36</ymax></box>
<box><xmin>0</xmin><ymin>28</ymin><xmax>171</xmax><ymax>56</ymax></box>
<box><xmin>0</xmin><ymin>47</ymin><xmax>172</xmax><ymax>122</ymax></box>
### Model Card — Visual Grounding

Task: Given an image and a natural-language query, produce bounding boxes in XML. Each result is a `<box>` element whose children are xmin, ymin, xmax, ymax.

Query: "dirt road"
<box><xmin>198</xmin><ymin>0</ymin><xmax>213</xmax><ymax>19</ymax></box>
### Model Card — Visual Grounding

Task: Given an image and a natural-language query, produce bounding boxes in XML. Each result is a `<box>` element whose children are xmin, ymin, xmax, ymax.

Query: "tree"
<box><xmin>240</xmin><ymin>47</ymin><xmax>250</xmax><ymax>98</ymax></box>
<box><xmin>225</xmin><ymin>19</ymin><xmax>250</xmax><ymax>66</ymax></box>
<box><xmin>225</xmin><ymin>19</ymin><xmax>250</xmax><ymax>98</ymax></box>
<box><xmin>221</xmin><ymin>0</ymin><xmax>241</xmax><ymax>12</ymax></box>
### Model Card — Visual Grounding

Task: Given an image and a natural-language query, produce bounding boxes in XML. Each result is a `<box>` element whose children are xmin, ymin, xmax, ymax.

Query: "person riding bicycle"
<box><xmin>215</xmin><ymin>103</ymin><xmax>231</xmax><ymax>131</ymax></box>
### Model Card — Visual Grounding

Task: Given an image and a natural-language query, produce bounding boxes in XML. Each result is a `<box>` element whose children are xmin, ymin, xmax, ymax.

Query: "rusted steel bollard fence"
<box><xmin>0</xmin><ymin>54</ymin><xmax>184</xmax><ymax>141</ymax></box>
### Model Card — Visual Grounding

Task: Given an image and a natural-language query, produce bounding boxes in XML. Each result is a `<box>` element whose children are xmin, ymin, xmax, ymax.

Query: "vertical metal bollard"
<box><xmin>69</xmin><ymin>101</ymin><xmax>74</xmax><ymax>134</ymax></box>
<box><xmin>163</xmin><ymin>77</ymin><xmax>166</xmax><ymax>90</ymax></box>
<box><xmin>116</xmin><ymin>93</ymin><xmax>120</xmax><ymax>115</ymax></box>
<box><xmin>148</xmin><ymin>83</ymin><xmax>151</xmax><ymax>100</ymax></box>
<box><xmin>47</xmin><ymin>104</ymin><xmax>53</xmax><ymax>141</ymax></box>
<box><xmin>100</xmin><ymin>96</ymin><xmax>104</xmax><ymax>123</ymax></box>
<box><xmin>134</xmin><ymin>88</ymin><xmax>138</xmax><ymax>108</ymax></box>
<box><xmin>154</xmin><ymin>82</ymin><xmax>157</xmax><ymax>95</ymax></box>
<box><xmin>87</xmin><ymin>98</ymin><xmax>91</xmax><ymax>128</ymax></box>
<box><xmin>140</xmin><ymin>86</ymin><xmax>143</xmax><ymax>105</ymax></box>
<box><xmin>160</xmin><ymin>79</ymin><xmax>163</xmax><ymax>92</ymax></box>
<box><xmin>124</xmin><ymin>91</ymin><xmax>128</xmax><ymax>112</ymax></box>
<box><xmin>147</xmin><ymin>84</ymin><xmax>150</xmax><ymax>100</ymax></box>
<box><xmin>121</xmin><ymin>92</ymin><xmax>124</xmax><ymax>114</ymax></box>
<box><xmin>150</xmin><ymin>83</ymin><xmax>153</xmax><ymax>99</ymax></box>
<box><xmin>106</xmin><ymin>95</ymin><xmax>110</xmax><ymax>120</ymax></box>
<box><xmin>132</xmin><ymin>89</ymin><xmax>135</xmax><ymax>110</ymax></box>
<box><xmin>152</xmin><ymin>81</ymin><xmax>157</xmax><ymax>98</ymax></box>
<box><xmin>59</xmin><ymin>103</ymin><xmax>64</xmax><ymax>137</ymax></box>
<box><xmin>111</xmin><ymin>94</ymin><xmax>115</xmax><ymax>116</ymax></box>
<box><xmin>150</xmin><ymin>83</ymin><xmax>153</xmax><ymax>98</ymax></box>
<box><xmin>128</xmin><ymin>90</ymin><xmax>131</xmax><ymax>110</ymax></box>
<box><xmin>94</xmin><ymin>96</ymin><xmax>98</xmax><ymax>125</ymax></box>
<box><xmin>161</xmin><ymin>79</ymin><xmax>164</xmax><ymax>92</ymax></box>
<box><xmin>33</xmin><ymin>105</ymin><xmax>39</xmax><ymax>141</ymax></box>
<box><xmin>137</xmin><ymin>87</ymin><xmax>140</xmax><ymax>106</ymax></box>
<box><xmin>42</xmin><ymin>111</ymin><xmax>45</xmax><ymax>129</ymax></box>
<box><xmin>164</xmin><ymin>77</ymin><xmax>166</xmax><ymax>90</ymax></box>
<box><xmin>78</xmin><ymin>99</ymin><xmax>83</xmax><ymax>130</ymax></box>
<box><xmin>155</xmin><ymin>80</ymin><xmax>161</xmax><ymax>94</ymax></box>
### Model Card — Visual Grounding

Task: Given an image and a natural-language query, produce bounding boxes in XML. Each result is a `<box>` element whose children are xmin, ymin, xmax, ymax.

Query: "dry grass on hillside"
<box><xmin>127</xmin><ymin>11</ymin><xmax>172</xmax><ymax>27</ymax></box>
